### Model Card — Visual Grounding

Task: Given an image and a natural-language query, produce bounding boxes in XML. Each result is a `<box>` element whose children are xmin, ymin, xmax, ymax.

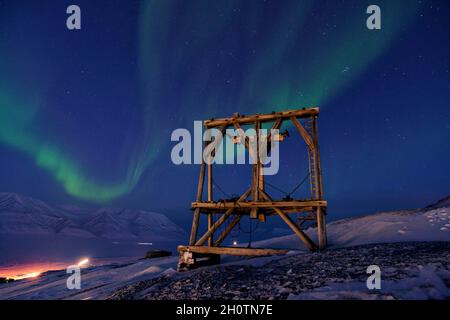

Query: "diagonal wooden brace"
<box><xmin>290</xmin><ymin>116</ymin><xmax>315</xmax><ymax>151</ymax></box>
<box><xmin>195</xmin><ymin>188</ymin><xmax>251</xmax><ymax>246</ymax></box>
<box><xmin>214</xmin><ymin>214</ymin><xmax>242</xmax><ymax>246</ymax></box>
<box><xmin>259</xmin><ymin>189</ymin><xmax>317</xmax><ymax>251</ymax></box>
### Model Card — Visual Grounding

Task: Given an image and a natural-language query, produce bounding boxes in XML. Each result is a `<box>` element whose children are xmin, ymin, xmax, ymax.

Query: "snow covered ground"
<box><xmin>289</xmin><ymin>264</ymin><xmax>450</xmax><ymax>300</ymax></box>
<box><xmin>253</xmin><ymin>207</ymin><xmax>450</xmax><ymax>250</ymax></box>
<box><xmin>0</xmin><ymin>201</ymin><xmax>449</xmax><ymax>300</ymax></box>
<box><xmin>0</xmin><ymin>256</ymin><xmax>179</xmax><ymax>300</ymax></box>
<box><xmin>109</xmin><ymin>242</ymin><xmax>449</xmax><ymax>300</ymax></box>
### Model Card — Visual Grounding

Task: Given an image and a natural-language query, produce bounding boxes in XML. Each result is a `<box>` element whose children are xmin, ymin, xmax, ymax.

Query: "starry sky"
<box><xmin>0</xmin><ymin>0</ymin><xmax>449</xmax><ymax>230</ymax></box>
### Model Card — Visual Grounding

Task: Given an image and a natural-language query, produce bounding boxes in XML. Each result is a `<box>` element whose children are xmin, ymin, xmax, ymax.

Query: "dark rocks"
<box><xmin>109</xmin><ymin>241</ymin><xmax>450</xmax><ymax>300</ymax></box>
<box><xmin>0</xmin><ymin>277</ymin><xmax>15</xmax><ymax>284</ymax></box>
<box><xmin>144</xmin><ymin>250</ymin><xmax>172</xmax><ymax>259</ymax></box>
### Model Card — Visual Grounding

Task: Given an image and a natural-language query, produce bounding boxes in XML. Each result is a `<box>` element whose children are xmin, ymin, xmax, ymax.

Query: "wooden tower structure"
<box><xmin>178</xmin><ymin>107</ymin><xmax>327</xmax><ymax>270</ymax></box>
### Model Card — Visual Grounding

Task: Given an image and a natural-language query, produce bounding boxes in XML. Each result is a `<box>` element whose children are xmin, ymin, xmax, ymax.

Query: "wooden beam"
<box><xmin>312</xmin><ymin>116</ymin><xmax>326</xmax><ymax>249</ymax></box>
<box><xmin>264</xmin><ymin>118</ymin><xmax>284</xmax><ymax>157</ymax></box>
<box><xmin>195</xmin><ymin>208</ymin><xmax>234</xmax><ymax>246</ymax></box>
<box><xmin>266</xmin><ymin>118</ymin><xmax>283</xmax><ymax>144</ymax></box>
<box><xmin>192</xmin><ymin>200</ymin><xmax>327</xmax><ymax>209</ymax></box>
<box><xmin>232</xmin><ymin>122</ymin><xmax>250</xmax><ymax>150</ymax></box>
<box><xmin>251</xmin><ymin>121</ymin><xmax>260</xmax><ymax>219</ymax></box>
<box><xmin>207</xmin><ymin>214</ymin><xmax>214</xmax><ymax>246</ymax></box>
<box><xmin>207</xmin><ymin>162</ymin><xmax>213</xmax><ymax>202</ymax></box>
<box><xmin>197</xmin><ymin>207</ymin><xmax>321</xmax><ymax>216</ymax></box>
<box><xmin>317</xmin><ymin>207</ymin><xmax>327</xmax><ymax>250</ymax></box>
<box><xmin>214</xmin><ymin>215</ymin><xmax>241</xmax><ymax>246</ymax></box>
<box><xmin>195</xmin><ymin>188</ymin><xmax>251</xmax><ymax>246</ymax></box>
<box><xmin>179</xmin><ymin>245</ymin><xmax>289</xmax><ymax>257</ymax></box>
<box><xmin>207</xmin><ymin>159</ymin><xmax>213</xmax><ymax>246</ymax></box>
<box><xmin>205</xmin><ymin>127</ymin><xmax>213</xmax><ymax>203</ymax></box>
<box><xmin>189</xmin><ymin>161</ymin><xmax>206</xmax><ymax>245</ymax></box>
<box><xmin>274</xmin><ymin>206</ymin><xmax>317</xmax><ymax>251</ymax></box>
<box><xmin>205</xmin><ymin>108</ymin><xmax>319</xmax><ymax>128</ymax></box>
<box><xmin>290</xmin><ymin>116</ymin><xmax>315</xmax><ymax>151</ymax></box>
<box><xmin>259</xmin><ymin>190</ymin><xmax>317</xmax><ymax>251</ymax></box>
<box><xmin>312</xmin><ymin>117</ymin><xmax>324</xmax><ymax>199</ymax></box>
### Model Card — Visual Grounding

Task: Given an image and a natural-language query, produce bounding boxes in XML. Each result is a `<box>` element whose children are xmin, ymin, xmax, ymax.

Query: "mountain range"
<box><xmin>0</xmin><ymin>192</ymin><xmax>185</xmax><ymax>240</ymax></box>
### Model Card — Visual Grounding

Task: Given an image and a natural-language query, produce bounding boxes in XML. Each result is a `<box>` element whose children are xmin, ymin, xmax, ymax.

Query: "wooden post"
<box><xmin>250</xmin><ymin>121</ymin><xmax>260</xmax><ymax>219</ymax></box>
<box><xmin>207</xmin><ymin>132</ymin><xmax>214</xmax><ymax>246</ymax></box>
<box><xmin>317</xmin><ymin>207</ymin><xmax>327</xmax><ymax>250</ymax></box>
<box><xmin>207</xmin><ymin>163</ymin><xmax>213</xmax><ymax>202</ymax></box>
<box><xmin>312</xmin><ymin>116</ymin><xmax>323</xmax><ymax>199</ymax></box>
<box><xmin>208</xmin><ymin>214</ymin><xmax>214</xmax><ymax>246</ymax></box>
<box><xmin>312</xmin><ymin>116</ymin><xmax>326</xmax><ymax>249</ymax></box>
<box><xmin>189</xmin><ymin>161</ymin><xmax>206</xmax><ymax>245</ymax></box>
<box><xmin>258</xmin><ymin>121</ymin><xmax>264</xmax><ymax>196</ymax></box>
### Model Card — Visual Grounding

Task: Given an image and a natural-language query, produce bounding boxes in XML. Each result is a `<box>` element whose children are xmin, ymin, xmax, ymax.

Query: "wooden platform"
<box><xmin>177</xmin><ymin>245</ymin><xmax>289</xmax><ymax>270</ymax></box>
<box><xmin>192</xmin><ymin>200</ymin><xmax>327</xmax><ymax>215</ymax></box>
<box><xmin>178</xmin><ymin>245</ymin><xmax>289</xmax><ymax>256</ymax></box>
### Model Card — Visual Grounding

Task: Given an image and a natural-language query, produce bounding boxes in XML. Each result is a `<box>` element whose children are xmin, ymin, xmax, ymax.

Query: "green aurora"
<box><xmin>0</xmin><ymin>0</ymin><xmax>421</xmax><ymax>202</ymax></box>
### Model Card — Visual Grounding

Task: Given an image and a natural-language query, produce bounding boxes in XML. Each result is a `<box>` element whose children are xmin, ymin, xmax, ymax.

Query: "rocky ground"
<box><xmin>108</xmin><ymin>241</ymin><xmax>450</xmax><ymax>300</ymax></box>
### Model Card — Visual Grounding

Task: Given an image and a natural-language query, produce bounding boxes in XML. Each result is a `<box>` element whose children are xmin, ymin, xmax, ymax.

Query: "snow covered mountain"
<box><xmin>0</xmin><ymin>192</ymin><xmax>185</xmax><ymax>240</ymax></box>
<box><xmin>0</xmin><ymin>193</ymin><xmax>186</xmax><ymax>266</ymax></box>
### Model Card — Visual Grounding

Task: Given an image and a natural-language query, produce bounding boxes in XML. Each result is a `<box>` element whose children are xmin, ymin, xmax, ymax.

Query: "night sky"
<box><xmin>0</xmin><ymin>0</ymin><xmax>449</xmax><ymax>230</ymax></box>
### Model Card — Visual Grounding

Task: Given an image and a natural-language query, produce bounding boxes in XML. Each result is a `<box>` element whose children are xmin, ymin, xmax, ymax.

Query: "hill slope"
<box><xmin>0</xmin><ymin>193</ymin><xmax>185</xmax><ymax>265</ymax></box>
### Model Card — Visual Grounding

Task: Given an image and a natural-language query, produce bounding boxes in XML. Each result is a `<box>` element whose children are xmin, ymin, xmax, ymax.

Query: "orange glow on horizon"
<box><xmin>0</xmin><ymin>262</ymin><xmax>68</xmax><ymax>280</ymax></box>
<box><xmin>13</xmin><ymin>271</ymin><xmax>41</xmax><ymax>280</ymax></box>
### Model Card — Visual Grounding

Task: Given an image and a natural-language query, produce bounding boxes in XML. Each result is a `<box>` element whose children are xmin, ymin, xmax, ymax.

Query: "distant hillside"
<box><xmin>426</xmin><ymin>195</ymin><xmax>450</xmax><ymax>210</ymax></box>
<box><xmin>0</xmin><ymin>192</ymin><xmax>185</xmax><ymax>241</ymax></box>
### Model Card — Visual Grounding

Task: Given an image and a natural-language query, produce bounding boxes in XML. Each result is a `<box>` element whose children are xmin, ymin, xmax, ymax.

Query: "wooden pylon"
<box><xmin>179</xmin><ymin>108</ymin><xmax>327</xmax><ymax>271</ymax></box>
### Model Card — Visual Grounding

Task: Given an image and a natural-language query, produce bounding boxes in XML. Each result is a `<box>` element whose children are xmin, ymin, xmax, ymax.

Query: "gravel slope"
<box><xmin>108</xmin><ymin>241</ymin><xmax>450</xmax><ymax>300</ymax></box>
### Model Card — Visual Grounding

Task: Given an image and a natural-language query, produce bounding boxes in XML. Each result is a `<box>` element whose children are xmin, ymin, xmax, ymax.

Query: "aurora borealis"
<box><xmin>0</xmin><ymin>0</ymin><xmax>449</xmax><ymax>225</ymax></box>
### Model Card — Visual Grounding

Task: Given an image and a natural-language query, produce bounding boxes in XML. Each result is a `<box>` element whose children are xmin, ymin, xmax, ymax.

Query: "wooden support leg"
<box><xmin>250</xmin><ymin>164</ymin><xmax>259</xmax><ymax>219</ymax></box>
<box><xmin>208</xmin><ymin>213</ymin><xmax>214</xmax><ymax>246</ymax></box>
<box><xmin>316</xmin><ymin>207</ymin><xmax>327</xmax><ymax>250</ymax></box>
<box><xmin>189</xmin><ymin>161</ymin><xmax>206</xmax><ymax>245</ymax></box>
<box><xmin>189</xmin><ymin>208</ymin><xmax>201</xmax><ymax>245</ymax></box>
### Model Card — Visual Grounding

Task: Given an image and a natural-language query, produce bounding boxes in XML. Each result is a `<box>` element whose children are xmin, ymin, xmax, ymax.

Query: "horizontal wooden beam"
<box><xmin>178</xmin><ymin>245</ymin><xmax>289</xmax><ymax>257</ymax></box>
<box><xmin>204</xmin><ymin>108</ymin><xmax>319</xmax><ymax>128</ymax></box>
<box><xmin>197</xmin><ymin>207</ymin><xmax>319</xmax><ymax>215</ymax></box>
<box><xmin>192</xmin><ymin>200</ymin><xmax>327</xmax><ymax>209</ymax></box>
